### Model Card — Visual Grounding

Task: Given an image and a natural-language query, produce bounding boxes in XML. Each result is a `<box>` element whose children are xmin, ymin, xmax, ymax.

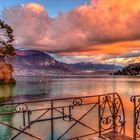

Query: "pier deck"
<box><xmin>103</xmin><ymin>131</ymin><xmax>133</xmax><ymax>140</ymax></box>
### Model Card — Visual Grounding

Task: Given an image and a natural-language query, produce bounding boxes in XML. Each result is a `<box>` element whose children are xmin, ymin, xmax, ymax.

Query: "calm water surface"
<box><xmin>0</xmin><ymin>76</ymin><xmax>139</xmax><ymax>139</ymax></box>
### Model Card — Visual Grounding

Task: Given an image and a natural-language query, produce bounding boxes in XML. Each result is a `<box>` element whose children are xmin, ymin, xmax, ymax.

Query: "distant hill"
<box><xmin>114</xmin><ymin>63</ymin><xmax>140</xmax><ymax>76</ymax></box>
<box><xmin>70</xmin><ymin>62</ymin><xmax>122</xmax><ymax>71</ymax></box>
<box><xmin>13</xmin><ymin>50</ymin><xmax>123</xmax><ymax>76</ymax></box>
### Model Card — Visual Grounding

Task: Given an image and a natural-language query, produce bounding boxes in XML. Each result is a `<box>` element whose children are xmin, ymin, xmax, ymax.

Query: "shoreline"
<box><xmin>13</xmin><ymin>74</ymin><xmax>140</xmax><ymax>78</ymax></box>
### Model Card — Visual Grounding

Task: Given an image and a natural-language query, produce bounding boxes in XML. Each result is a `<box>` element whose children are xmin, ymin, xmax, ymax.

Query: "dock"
<box><xmin>103</xmin><ymin>131</ymin><xmax>133</xmax><ymax>140</ymax></box>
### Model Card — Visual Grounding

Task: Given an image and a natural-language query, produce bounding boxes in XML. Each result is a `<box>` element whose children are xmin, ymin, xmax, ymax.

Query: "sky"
<box><xmin>1</xmin><ymin>0</ymin><xmax>140</xmax><ymax>65</ymax></box>
<box><xmin>0</xmin><ymin>0</ymin><xmax>91</xmax><ymax>17</ymax></box>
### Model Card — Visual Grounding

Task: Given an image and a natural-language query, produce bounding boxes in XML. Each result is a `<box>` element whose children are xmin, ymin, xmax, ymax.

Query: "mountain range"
<box><xmin>70</xmin><ymin>62</ymin><xmax>122</xmax><ymax>71</ymax></box>
<box><xmin>13</xmin><ymin>50</ymin><xmax>123</xmax><ymax>76</ymax></box>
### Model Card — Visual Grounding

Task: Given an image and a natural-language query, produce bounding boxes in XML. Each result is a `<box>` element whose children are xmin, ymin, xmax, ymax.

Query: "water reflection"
<box><xmin>9</xmin><ymin>76</ymin><xmax>140</xmax><ymax>100</ymax></box>
<box><xmin>0</xmin><ymin>85</ymin><xmax>15</xmax><ymax>139</ymax></box>
<box><xmin>0</xmin><ymin>106</ymin><xmax>14</xmax><ymax>140</ymax></box>
<box><xmin>0</xmin><ymin>84</ymin><xmax>15</xmax><ymax>102</ymax></box>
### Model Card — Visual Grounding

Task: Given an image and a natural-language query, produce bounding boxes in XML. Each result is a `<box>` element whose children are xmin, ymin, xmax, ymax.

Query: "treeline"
<box><xmin>114</xmin><ymin>63</ymin><xmax>140</xmax><ymax>76</ymax></box>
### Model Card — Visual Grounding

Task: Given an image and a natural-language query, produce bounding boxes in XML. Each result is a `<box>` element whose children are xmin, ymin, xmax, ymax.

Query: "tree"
<box><xmin>0</xmin><ymin>20</ymin><xmax>16</xmax><ymax>84</ymax></box>
<box><xmin>0</xmin><ymin>20</ymin><xmax>15</xmax><ymax>61</ymax></box>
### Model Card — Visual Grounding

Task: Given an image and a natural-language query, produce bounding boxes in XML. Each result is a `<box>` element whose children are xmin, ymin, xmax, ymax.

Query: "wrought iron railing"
<box><xmin>131</xmin><ymin>95</ymin><xmax>140</xmax><ymax>140</ymax></box>
<box><xmin>0</xmin><ymin>93</ymin><xmax>125</xmax><ymax>140</ymax></box>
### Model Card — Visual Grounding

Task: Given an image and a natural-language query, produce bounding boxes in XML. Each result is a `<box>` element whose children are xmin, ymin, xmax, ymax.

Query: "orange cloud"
<box><xmin>57</xmin><ymin>40</ymin><xmax>140</xmax><ymax>56</ymax></box>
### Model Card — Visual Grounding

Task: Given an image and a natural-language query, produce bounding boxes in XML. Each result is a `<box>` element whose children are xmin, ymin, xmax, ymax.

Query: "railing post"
<box><xmin>130</xmin><ymin>96</ymin><xmax>137</xmax><ymax>140</ymax></box>
<box><xmin>112</xmin><ymin>93</ymin><xmax>116</xmax><ymax>133</ymax></box>
<box><xmin>98</xmin><ymin>96</ymin><xmax>101</xmax><ymax>137</ymax></box>
<box><xmin>51</xmin><ymin>100</ymin><xmax>54</xmax><ymax>140</ymax></box>
<box><xmin>133</xmin><ymin>96</ymin><xmax>136</xmax><ymax>140</ymax></box>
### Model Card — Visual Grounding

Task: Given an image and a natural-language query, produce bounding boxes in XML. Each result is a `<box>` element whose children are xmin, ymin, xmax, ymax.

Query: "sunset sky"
<box><xmin>1</xmin><ymin>0</ymin><xmax>140</xmax><ymax>65</ymax></box>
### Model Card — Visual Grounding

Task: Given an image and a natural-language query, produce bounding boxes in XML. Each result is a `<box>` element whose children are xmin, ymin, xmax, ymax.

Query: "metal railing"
<box><xmin>131</xmin><ymin>95</ymin><xmax>140</xmax><ymax>140</ymax></box>
<box><xmin>0</xmin><ymin>93</ymin><xmax>125</xmax><ymax>140</ymax></box>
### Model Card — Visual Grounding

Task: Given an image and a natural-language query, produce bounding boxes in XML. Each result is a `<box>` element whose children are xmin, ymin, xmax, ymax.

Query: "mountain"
<box><xmin>13</xmin><ymin>50</ymin><xmax>123</xmax><ymax>76</ymax></box>
<box><xmin>70</xmin><ymin>62</ymin><xmax>122</xmax><ymax>71</ymax></box>
<box><xmin>114</xmin><ymin>63</ymin><xmax>140</xmax><ymax>76</ymax></box>
<box><xmin>14</xmin><ymin>50</ymin><xmax>74</xmax><ymax>76</ymax></box>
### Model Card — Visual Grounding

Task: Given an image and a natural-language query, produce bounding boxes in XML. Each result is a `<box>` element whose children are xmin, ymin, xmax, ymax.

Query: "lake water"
<box><xmin>0</xmin><ymin>76</ymin><xmax>139</xmax><ymax>139</ymax></box>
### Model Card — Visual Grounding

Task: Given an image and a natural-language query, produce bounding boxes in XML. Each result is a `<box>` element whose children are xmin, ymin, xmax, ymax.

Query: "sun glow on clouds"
<box><xmin>2</xmin><ymin>0</ymin><xmax>140</xmax><ymax>65</ymax></box>
<box><xmin>105</xmin><ymin>57</ymin><xmax>140</xmax><ymax>66</ymax></box>
<box><xmin>24</xmin><ymin>3</ymin><xmax>44</xmax><ymax>13</ymax></box>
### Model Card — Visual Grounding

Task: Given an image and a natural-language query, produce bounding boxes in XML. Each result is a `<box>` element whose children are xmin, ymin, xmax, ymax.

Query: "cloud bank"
<box><xmin>2</xmin><ymin>1</ymin><xmax>140</xmax><ymax>64</ymax></box>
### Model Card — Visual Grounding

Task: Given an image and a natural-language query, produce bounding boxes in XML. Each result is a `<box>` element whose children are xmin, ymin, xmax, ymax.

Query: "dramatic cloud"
<box><xmin>2</xmin><ymin>3</ymin><xmax>52</xmax><ymax>47</ymax></box>
<box><xmin>2</xmin><ymin>1</ymin><xmax>140</xmax><ymax>64</ymax></box>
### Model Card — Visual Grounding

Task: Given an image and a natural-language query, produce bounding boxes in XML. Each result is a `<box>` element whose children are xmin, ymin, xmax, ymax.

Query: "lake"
<box><xmin>0</xmin><ymin>76</ymin><xmax>139</xmax><ymax>140</ymax></box>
